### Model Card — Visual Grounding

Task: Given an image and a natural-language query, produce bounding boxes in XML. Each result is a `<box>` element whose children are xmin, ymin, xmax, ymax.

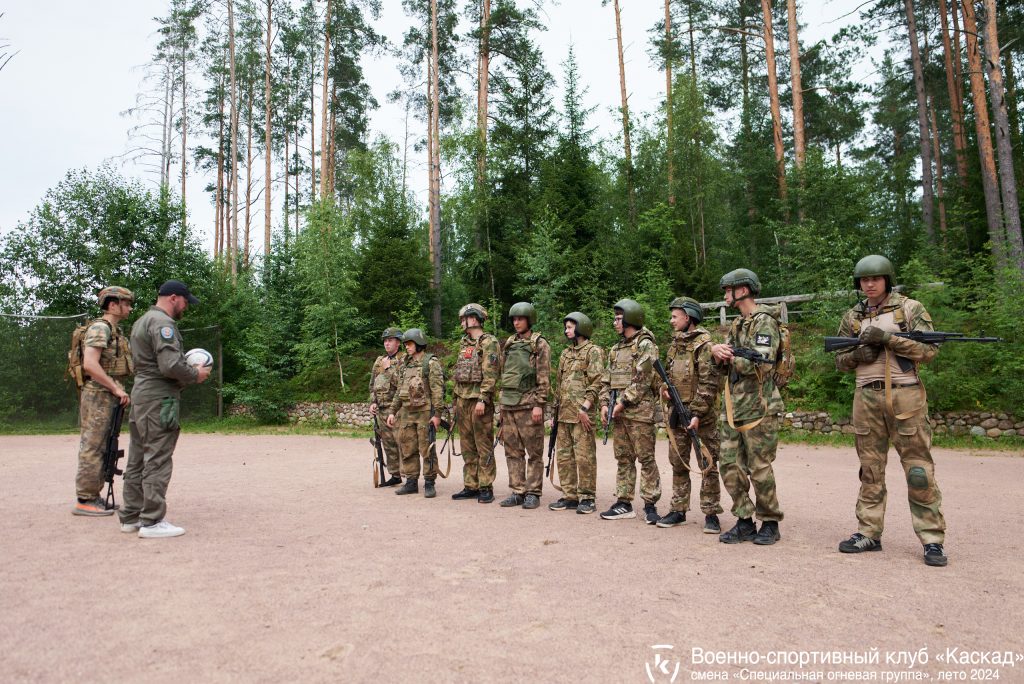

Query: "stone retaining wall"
<box><xmin>232</xmin><ymin>402</ymin><xmax>1023</xmax><ymax>440</ymax></box>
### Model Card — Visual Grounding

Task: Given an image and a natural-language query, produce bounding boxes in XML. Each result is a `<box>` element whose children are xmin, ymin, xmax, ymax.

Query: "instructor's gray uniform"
<box><xmin>118</xmin><ymin>307</ymin><xmax>199</xmax><ymax>527</ymax></box>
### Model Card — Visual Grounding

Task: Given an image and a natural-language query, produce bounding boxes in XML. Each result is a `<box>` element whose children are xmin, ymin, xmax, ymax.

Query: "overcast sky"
<box><xmin>0</xmin><ymin>1</ymin><xmax>873</xmax><ymax>250</ymax></box>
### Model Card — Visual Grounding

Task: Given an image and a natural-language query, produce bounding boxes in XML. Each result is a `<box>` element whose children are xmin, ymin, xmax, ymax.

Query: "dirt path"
<box><xmin>1</xmin><ymin>434</ymin><xmax>1021</xmax><ymax>682</ymax></box>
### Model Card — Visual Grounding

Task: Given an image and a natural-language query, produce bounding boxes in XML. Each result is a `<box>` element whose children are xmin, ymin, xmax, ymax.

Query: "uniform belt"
<box><xmin>861</xmin><ymin>380</ymin><xmax>919</xmax><ymax>391</ymax></box>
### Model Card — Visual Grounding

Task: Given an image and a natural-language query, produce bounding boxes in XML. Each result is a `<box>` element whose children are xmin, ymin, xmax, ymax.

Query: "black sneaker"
<box><xmin>576</xmin><ymin>500</ymin><xmax>596</xmax><ymax>514</ymax></box>
<box><xmin>719</xmin><ymin>518</ymin><xmax>756</xmax><ymax>544</ymax></box>
<box><xmin>395</xmin><ymin>479</ymin><xmax>418</xmax><ymax>495</ymax></box>
<box><xmin>548</xmin><ymin>498</ymin><xmax>579</xmax><ymax>511</ymax></box>
<box><xmin>656</xmin><ymin>511</ymin><xmax>686</xmax><ymax>528</ymax></box>
<box><xmin>838</xmin><ymin>533</ymin><xmax>882</xmax><ymax>554</ymax></box>
<box><xmin>423</xmin><ymin>480</ymin><xmax>436</xmax><ymax>498</ymax></box>
<box><xmin>923</xmin><ymin>543</ymin><xmax>948</xmax><ymax>567</ymax></box>
<box><xmin>478</xmin><ymin>488</ymin><xmax>494</xmax><ymax>504</ymax></box>
<box><xmin>522</xmin><ymin>494</ymin><xmax>540</xmax><ymax>509</ymax></box>
<box><xmin>451</xmin><ymin>488</ymin><xmax>479</xmax><ymax>500</ymax></box>
<box><xmin>752</xmin><ymin>521</ymin><xmax>780</xmax><ymax>545</ymax></box>
<box><xmin>703</xmin><ymin>514</ymin><xmax>721</xmax><ymax>534</ymax></box>
<box><xmin>643</xmin><ymin>503</ymin><xmax>660</xmax><ymax>525</ymax></box>
<box><xmin>380</xmin><ymin>475</ymin><xmax>402</xmax><ymax>487</ymax></box>
<box><xmin>499</xmin><ymin>493</ymin><xmax>525</xmax><ymax>507</ymax></box>
<box><xmin>600</xmin><ymin>501</ymin><xmax>635</xmax><ymax>520</ymax></box>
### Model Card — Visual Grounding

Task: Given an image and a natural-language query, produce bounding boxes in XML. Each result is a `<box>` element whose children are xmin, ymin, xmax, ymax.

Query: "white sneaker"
<box><xmin>138</xmin><ymin>520</ymin><xmax>186</xmax><ymax>539</ymax></box>
<box><xmin>120</xmin><ymin>521</ymin><xmax>142</xmax><ymax>533</ymax></box>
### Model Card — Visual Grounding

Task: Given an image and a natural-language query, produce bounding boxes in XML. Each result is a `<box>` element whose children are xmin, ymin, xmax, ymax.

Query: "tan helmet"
<box><xmin>97</xmin><ymin>286</ymin><xmax>134</xmax><ymax>309</ymax></box>
<box><xmin>381</xmin><ymin>327</ymin><xmax>404</xmax><ymax>341</ymax></box>
<box><xmin>458</xmin><ymin>303</ymin><xmax>488</xmax><ymax>325</ymax></box>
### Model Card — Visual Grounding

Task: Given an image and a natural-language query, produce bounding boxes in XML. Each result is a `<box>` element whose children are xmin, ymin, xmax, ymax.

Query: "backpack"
<box><xmin>729</xmin><ymin>308</ymin><xmax>795</xmax><ymax>388</ymax></box>
<box><xmin>66</xmin><ymin>318</ymin><xmax>111</xmax><ymax>392</ymax></box>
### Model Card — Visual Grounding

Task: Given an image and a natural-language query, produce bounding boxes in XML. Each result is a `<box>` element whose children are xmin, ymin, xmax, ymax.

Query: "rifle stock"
<box><xmin>371</xmin><ymin>415</ymin><xmax>387</xmax><ymax>487</ymax></box>
<box><xmin>603</xmin><ymin>390</ymin><xmax>617</xmax><ymax>445</ymax></box>
<box><xmin>545</xmin><ymin>405</ymin><xmax>562</xmax><ymax>492</ymax></box>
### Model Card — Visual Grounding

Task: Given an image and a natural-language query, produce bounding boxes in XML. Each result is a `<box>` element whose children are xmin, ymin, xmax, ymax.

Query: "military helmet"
<box><xmin>613</xmin><ymin>298</ymin><xmax>645</xmax><ymax>328</ymax></box>
<box><xmin>853</xmin><ymin>255</ymin><xmax>895</xmax><ymax>291</ymax></box>
<box><xmin>669</xmin><ymin>296</ymin><xmax>703</xmax><ymax>323</ymax></box>
<box><xmin>381</xmin><ymin>327</ymin><xmax>404</xmax><ymax>341</ymax></box>
<box><xmin>97</xmin><ymin>286</ymin><xmax>134</xmax><ymax>308</ymax></box>
<box><xmin>402</xmin><ymin>328</ymin><xmax>428</xmax><ymax>347</ymax></box>
<box><xmin>563</xmin><ymin>312</ymin><xmax>594</xmax><ymax>339</ymax></box>
<box><xmin>508</xmin><ymin>301</ymin><xmax>537</xmax><ymax>326</ymax></box>
<box><xmin>719</xmin><ymin>268</ymin><xmax>761</xmax><ymax>296</ymax></box>
<box><xmin>458</xmin><ymin>302</ymin><xmax>488</xmax><ymax>324</ymax></box>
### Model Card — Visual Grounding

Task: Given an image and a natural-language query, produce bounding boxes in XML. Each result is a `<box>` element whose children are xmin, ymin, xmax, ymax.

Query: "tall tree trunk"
<box><xmin>264</xmin><ymin>0</ymin><xmax>273</xmax><ymax>262</ymax></box>
<box><xmin>215</xmin><ymin>72</ymin><xmax>225</xmax><ymax>258</ymax></box>
<box><xmin>284</xmin><ymin>126</ymin><xmax>289</xmax><ymax>240</ymax></box>
<box><xmin>228</xmin><ymin>0</ymin><xmax>240</xmax><ymax>278</ymax></box>
<box><xmin>687</xmin><ymin>0</ymin><xmax>706</xmax><ymax>261</ymax></box>
<box><xmin>1005</xmin><ymin>45</ymin><xmax>1023</xmax><ymax>192</ymax></box>
<box><xmin>612</xmin><ymin>0</ymin><xmax>636</xmax><ymax>229</ymax></box>
<box><xmin>905</xmin><ymin>0</ymin><xmax>936</xmax><ymax>242</ymax></box>
<box><xmin>760</xmin><ymin>0</ymin><xmax>788</xmax><ymax>212</ymax></box>
<box><xmin>429</xmin><ymin>0</ymin><xmax>443</xmax><ymax>336</ymax></box>
<box><xmin>245</xmin><ymin>94</ymin><xmax>254</xmax><ymax>267</ymax></box>
<box><xmin>295</xmin><ymin>127</ymin><xmax>301</xmax><ymax>234</ymax></box>
<box><xmin>741</xmin><ymin>0</ymin><xmax>755</xmax><ymax>223</ymax></box>
<box><xmin>319</xmin><ymin>0</ymin><xmax>332</xmax><ymax>204</ymax></box>
<box><xmin>328</xmin><ymin>89</ymin><xmax>338</xmax><ymax>199</ymax></box>
<box><xmin>929</xmin><ymin>98</ymin><xmax>949</xmax><ymax>247</ymax></box>
<box><xmin>310</xmin><ymin>53</ymin><xmax>316</xmax><ymax>204</ymax></box>
<box><xmin>961</xmin><ymin>0</ymin><xmax>1007</xmax><ymax>266</ymax></box>
<box><xmin>938</xmin><ymin>0</ymin><xmax>969</xmax><ymax>186</ymax></box>
<box><xmin>475</xmin><ymin>0</ymin><xmax>490</xmax><ymax>252</ymax></box>
<box><xmin>180</xmin><ymin>39</ymin><xmax>188</xmax><ymax>239</ymax></box>
<box><xmin>664</xmin><ymin>0</ymin><xmax>675</xmax><ymax>207</ymax></box>
<box><xmin>786</xmin><ymin>0</ymin><xmax>805</xmax><ymax>221</ymax></box>
<box><xmin>981</xmin><ymin>0</ymin><xmax>1024</xmax><ymax>270</ymax></box>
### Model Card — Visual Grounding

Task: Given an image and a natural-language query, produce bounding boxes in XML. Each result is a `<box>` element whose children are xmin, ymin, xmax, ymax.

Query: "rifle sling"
<box><xmin>664</xmin><ymin>401</ymin><xmax>715</xmax><ymax>477</ymax></box>
<box><xmin>883</xmin><ymin>348</ymin><xmax>926</xmax><ymax>420</ymax></box>
<box><xmin>723</xmin><ymin>374</ymin><xmax>767</xmax><ymax>433</ymax></box>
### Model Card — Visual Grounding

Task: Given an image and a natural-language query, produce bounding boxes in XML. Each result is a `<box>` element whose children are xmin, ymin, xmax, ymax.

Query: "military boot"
<box><xmin>923</xmin><ymin>543</ymin><xmax>948</xmax><ymax>567</ymax></box>
<box><xmin>499</xmin><ymin>493</ymin><xmax>525</xmax><ymax>507</ymax></box>
<box><xmin>478</xmin><ymin>488</ymin><xmax>495</xmax><ymax>504</ymax></box>
<box><xmin>451</xmin><ymin>488</ymin><xmax>479</xmax><ymax>500</ymax></box>
<box><xmin>719</xmin><ymin>517</ymin><xmax>756</xmax><ymax>544</ymax></box>
<box><xmin>656</xmin><ymin>511</ymin><xmax>686</xmax><ymax>528</ymax></box>
<box><xmin>753</xmin><ymin>521</ymin><xmax>781</xmax><ymax>545</ymax></box>
<box><xmin>522</xmin><ymin>494</ymin><xmax>540</xmax><ymax>509</ymax></box>
<box><xmin>424</xmin><ymin>480</ymin><xmax>436</xmax><ymax>498</ymax></box>
<box><xmin>395</xmin><ymin>479</ymin><xmax>418</xmax><ymax>495</ymax></box>
<box><xmin>380</xmin><ymin>475</ymin><xmax>402</xmax><ymax>487</ymax></box>
<box><xmin>703</xmin><ymin>514</ymin><xmax>721</xmax><ymax>534</ymax></box>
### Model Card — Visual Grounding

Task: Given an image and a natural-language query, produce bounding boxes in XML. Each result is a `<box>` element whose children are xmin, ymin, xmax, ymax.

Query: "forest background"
<box><xmin>0</xmin><ymin>0</ymin><xmax>1022</xmax><ymax>427</ymax></box>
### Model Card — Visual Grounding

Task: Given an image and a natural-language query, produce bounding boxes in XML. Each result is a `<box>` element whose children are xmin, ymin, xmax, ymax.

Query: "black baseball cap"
<box><xmin>158</xmin><ymin>280</ymin><xmax>200</xmax><ymax>305</ymax></box>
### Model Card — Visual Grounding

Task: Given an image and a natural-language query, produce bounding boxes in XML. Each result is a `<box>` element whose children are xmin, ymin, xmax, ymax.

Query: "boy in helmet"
<box><xmin>600</xmin><ymin>299</ymin><xmax>662</xmax><ymax>523</ymax></box>
<box><xmin>549</xmin><ymin>312</ymin><xmax>605</xmax><ymax>514</ymax></box>
<box><xmin>711</xmin><ymin>269</ymin><xmax>785</xmax><ymax>545</ymax></box>
<box><xmin>387</xmin><ymin>329</ymin><xmax>445</xmax><ymax>498</ymax></box>
<box><xmin>657</xmin><ymin>297</ymin><xmax>724</xmax><ymax>533</ymax></box>
<box><xmin>498</xmin><ymin>302</ymin><xmax>551</xmax><ymax>510</ymax></box>
<box><xmin>451</xmin><ymin>303</ymin><xmax>501</xmax><ymax>503</ymax></box>
<box><xmin>834</xmin><ymin>255</ymin><xmax>947</xmax><ymax>567</ymax></box>
<box><xmin>368</xmin><ymin>327</ymin><xmax>405</xmax><ymax>487</ymax></box>
<box><xmin>72</xmin><ymin>286</ymin><xmax>135</xmax><ymax>516</ymax></box>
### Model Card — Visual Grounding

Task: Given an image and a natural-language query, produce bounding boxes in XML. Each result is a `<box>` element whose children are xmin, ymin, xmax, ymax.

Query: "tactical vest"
<box><xmin>608</xmin><ymin>328</ymin><xmax>656</xmax><ymax>391</ymax></box>
<box><xmin>372</xmin><ymin>353</ymin><xmax>402</xmax><ymax>405</ymax></box>
<box><xmin>69</xmin><ymin>319</ymin><xmax>133</xmax><ymax>391</ymax></box>
<box><xmin>500</xmin><ymin>334</ymin><xmax>542</xmax><ymax>406</ymax></box>
<box><xmin>667</xmin><ymin>331</ymin><xmax>711</xmax><ymax>403</ymax></box>
<box><xmin>453</xmin><ymin>334</ymin><xmax>493</xmax><ymax>384</ymax></box>
<box><xmin>851</xmin><ymin>298</ymin><xmax>911</xmax><ymax>335</ymax></box>
<box><xmin>398</xmin><ymin>354</ymin><xmax>436</xmax><ymax>411</ymax></box>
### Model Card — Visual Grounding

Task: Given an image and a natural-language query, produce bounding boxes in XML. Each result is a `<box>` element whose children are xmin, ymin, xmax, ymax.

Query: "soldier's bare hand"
<box><xmin>114</xmin><ymin>386</ymin><xmax>130</xmax><ymax>407</ymax></box>
<box><xmin>578</xmin><ymin>409</ymin><xmax>593</xmax><ymax>432</ymax></box>
<box><xmin>612</xmin><ymin>402</ymin><xmax>624</xmax><ymax>419</ymax></box>
<box><xmin>661</xmin><ymin>388</ymin><xmax>671</xmax><ymax>401</ymax></box>
<box><xmin>474</xmin><ymin>401</ymin><xmax>486</xmax><ymax>417</ymax></box>
<box><xmin>688</xmin><ymin>416</ymin><xmax>699</xmax><ymax>431</ymax></box>
<box><xmin>431</xmin><ymin>415</ymin><xmax>441</xmax><ymax>429</ymax></box>
<box><xmin>386</xmin><ymin>414</ymin><xmax>396</xmax><ymax>428</ymax></box>
<box><xmin>197</xmin><ymin>365</ymin><xmax>212</xmax><ymax>383</ymax></box>
<box><xmin>711</xmin><ymin>343</ymin><xmax>734</xmax><ymax>363</ymax></box>
<box><xmin>601</xmin><ymin>405</ymin><xmax>609</xmax><ymax>423</ymax></box>
<box><xmin>531</xmin><ymin>406</ymin><xmax>543</xmax><ymax>424</ymax></box>
<box><xmin>370</xmin><ymin>402</ymin><xmax>379</xmax><ymax>416</ymax></box>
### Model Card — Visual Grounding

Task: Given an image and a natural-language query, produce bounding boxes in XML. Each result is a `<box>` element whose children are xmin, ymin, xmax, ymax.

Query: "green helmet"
<box><xmin>719</xmin><ymin>268</ymin><xmax>761</xmax><ymax>296</ymax></box>
<box><xmin>402</xmin><ymin>328</ymin><xmax>428</xmax><ymax>347</ymax></box>
<box><xmin>853</xmin><ymin>255</ymin><xmax>895</xmax><ymax>291</ymax></box>
<box><xmin>613</xmin><ymin>298</ymin><xmax>645</xmax><ymax>328</ymax></box>
<box><xmin>563</xmin><ymin>312</ymin><xmax>594</xmax><ymax>339</ymax></box>
<box><xmin>508</xmin><ymin>302</ymin><xmax>537</xmax><ymax>327</ymax></box>
<box><xmin>669</xmin><ymin>296</ymin><xmax>703</xmax><ymax>323</ymax></box>
<box><xmin>381</xmin><ymin>327</ymin><xmax>404</xmax><ymax>341</ymax></box>
<box><xmin>458</xmin><ymin>302</ymin><xmax>488</xmax><ymax>324</ymax></box>
<box><xmin>97</xmin><ymin>286</ymin><xmax>134</xmax><ymax>308</ymax></box>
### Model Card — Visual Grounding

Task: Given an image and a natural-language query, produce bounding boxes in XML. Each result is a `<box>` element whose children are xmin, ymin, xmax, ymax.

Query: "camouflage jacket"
<box><xmin>662</xmin><ymin>327</ymin><xmax>720</xmax><ymax>421</ymax></box>
<box><xmin>719</xmin><ymin>305</ymin><xmax>784</xmax><ymax>423</ymax></box>
<box><xmin>554</xmin><ymin>340</ymin><xmax>605</xmax><ymax>423</ymax></box>
<box><xmin>452</xmin><ymin>332</ymin><xmax>500</xmax><ymax>403</ymax></box>
<box><xmin>834</xmin><ymin>292</ymin><xmax>938</xmax><ymax>373</ymax></box>
<box><xmin>601</xmin><ymin>327</ymin><xmax>660</xmax><ymax>424</ymax></box>
<box><xmin>388</xmin><ymin>353</ymin><xmax>445</xmax><ymax>417</ymax></box>
<box><xmin>369</xmin><ymin>350</ymin><xmax>405</xmax><ymax>407</ymax></box>
<box><xmin>83</xmin><ymin>318</ymin><xmax>133</xmax><ymax>390</ymax></box>
<box><xmin>498</xmin><ymin>331</ymin><xmax>551</xmax><ymax>410</ymax></box>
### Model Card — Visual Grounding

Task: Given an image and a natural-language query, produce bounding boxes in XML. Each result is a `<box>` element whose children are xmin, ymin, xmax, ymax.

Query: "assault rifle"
<box><xmin>602</xmin><ymin>390</ymin><xmax>618</xmax><ymax>445</ymax></box>
<box><xmin>370</xmin><ymin>415</ymin><xmax>388</xmax><ymax>487</ymax></box>
<box><xmin>730</xmin><ymin>347</ymin><xmax>773</xmax><ymax>365</ymax></box>
<box><xmin>824</xmin><ymin>330</ymin><xmax>1004</xmax><ymax>372</ymax></box>
<box><xmin>545</xmin><ymin>405</ymin><xmax>562</xmax><ymax>492</ymax></box>
<box><xmin>101</xmin><ymin>403</ymin><xmax>125</xmax><ymax>510</ymax></box>
<box><xmin>653</xmin><ymin>360</ymin><xmax>712</xmax><ymax>476</ymax></box>
<box><xmin>427</xmin><ymin>410</ymin><xmax>452</xmax><ymax>479</ymax></box>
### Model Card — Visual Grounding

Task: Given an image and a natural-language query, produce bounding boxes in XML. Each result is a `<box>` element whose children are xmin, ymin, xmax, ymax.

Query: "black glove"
<box><xmin>859</xmin><ymin>326</ymin><xmax>892</xmax><ymax>347</ymax></box>
<box><xmin>851</xmin><ymin>344</ymin><xmax>881</xmax><ymax>365</ymax></box>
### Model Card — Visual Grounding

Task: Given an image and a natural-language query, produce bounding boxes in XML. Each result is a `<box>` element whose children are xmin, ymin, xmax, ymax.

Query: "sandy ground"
<box><xmin>1</xmin><ymin>433</ymin><xmax>1022</xmax><ymax>683</ymax></box>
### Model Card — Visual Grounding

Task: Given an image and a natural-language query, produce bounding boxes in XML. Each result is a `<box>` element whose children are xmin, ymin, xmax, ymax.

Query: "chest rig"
<box><xmin>667</xmin><ymin>331</ymin><xmax>711</xmax><ymax>403</ymax></box>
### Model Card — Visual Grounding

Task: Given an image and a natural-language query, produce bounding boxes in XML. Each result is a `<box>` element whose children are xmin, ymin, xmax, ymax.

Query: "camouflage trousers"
<box><xmin>455</xmin><ymin>396</ymin><xmax>496</xmax><ymax>490</ymax></box>
<box><xmin>852</xmin><ymin>385</ymin><xmax>945</xmax><ymax>544</ymax></box>
<box><xmin>120</xmin><ymin>397</ymin><xmax>181</xmax><ymax>527</ymax></box>
<box><xmin>555</xmin><ymin>420</ymin><xmax>597</xmax><ymax>502</ymax></box>
<box><xmin>76</xmin><ymin>387</ymin><xmax>119</xmax><ymax>500</ymax></box>
<box><xmin>720</xmin><ymin>414</ymin><xmax>783</xmax><ymax>522</ymax></box>
<box><xmin>667</xmin><ymin>419</ymin><xmax>723</xmax><ymax>515</ymax></box>
<box><xmin>612</xmin><ymin>417</ymin><xmax>660</xmax><ymax>504</ymax></box>
<box><xmin>501</xmin><ymin>408</ymin><xmax>545</xmax><ymax>496</ymax></box>
<box><xmin>397</xmin><ymin>410</ymin><xmax>438</xmax><ymax>481</ymax></box>
<box><xmin>377</xmin><ymin>418</ymin><xmax>402</xmax><ymax>478</ymax></box>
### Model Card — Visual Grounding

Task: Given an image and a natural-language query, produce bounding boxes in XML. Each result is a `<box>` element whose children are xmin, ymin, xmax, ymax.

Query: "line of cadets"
<box><xmin>368</xmin><ymin>258</ymin><xmax>949</xmax><ymax>566</ymax></box>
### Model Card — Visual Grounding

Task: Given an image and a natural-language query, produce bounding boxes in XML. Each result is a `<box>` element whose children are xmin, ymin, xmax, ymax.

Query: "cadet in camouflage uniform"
<box><xmin>834</xmin><ymin>255</ymin><xmax>948</xmax><ymax>567</ymax></box>
<box><xmin>450</xmin><ymin>303</ymin><xmax>501</xmax><ymax>504</ymax></box>
<box><xmin>72</xmin><ymin>286</ymin><xmax>135</xmax><ymax>517</ymax></box>
<box><xmin>369</xmin><ymin>327</ymin><xmax>405</xmax><ymax>487</ymax></box>
<box><xmin>497</xmin><ymin>302</ymin><xmax>551</xmax><ymax>510</ymax></box>
<box><xmin>711</xmin><ymin>269</ymin><xmax>785</xmax><ymax>545</ymax></box>
<box><xmin>119</xmin><ymin>280</ymin><xmax>211</xmax><ymax>538</ymax></box>
<box><xmin>549</xmin><ymin>312</ymin><xmax>604</xmax><ymax>515</ymax></box>
<box><xmin>600</xmin><ymin>299</ymin><xmax>662</xmax><ymax>524</ymax></box>
<box><xmin>387</xmin><ymin>328</ymin><xmax>445</xmax><ymax>499</ymax></box>
<box><xmin>656</xmin><ymin>297</ymin><xmax>724</xmax><ymax>533</ymax></box>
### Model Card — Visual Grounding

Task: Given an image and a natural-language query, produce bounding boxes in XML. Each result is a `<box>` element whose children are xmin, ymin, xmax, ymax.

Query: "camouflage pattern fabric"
<box><xmin>455</xmin><ymin>395</ymin><xmax>496</xmax><ymax>489</ymax></box>
<box><xmin>664</xmin><ymin>327</ymin><xmax>719</xmax><ymax>420</ymax></box>
<box><xmin>667</xmin><ymin>420</ymin><xmax>723</xmax><ymax>515</ymax></box>
<box><xmin>555</xmin><ymin>421</ymin><xmax>597</xmax><ymax>502</ymax></box>
<box><xmin>555</xmin><ymin>340</ymin><xmax>604</xmax><ymax>423</ymax></box>
<box><xmin>834</xmin><ymin>292</ymin><xmax>937</xmax><ymax>374</ymax></box>
<box><xmin>502</xmin><ymin>408</ymin><xmax>544</xmax><ymax>496</ymax></box>
<box><xmin>611</xmin><ymin>417</ymin><xmax>660</xmax><ymax>504</ymax></box>
<box><xmin>370</xmin><ymin>351</ymin><xmax>405</xmax><ymax>475</ymax></box>
<box><xmin>601</xmin><ymin>328</ymin><xmax>660</xmax><ymax>423</ymax></box>
<box><xmin>82</xmin><ymin>319</ymin><xmax>132</xmax><ymax>390</ymax></box>
<box><xmin>722</xmin><ymin>305</ymin><xmax>784</xmax><ymax>423</ymax></box>
<box><xmin>719</xmin><ymin>415</ymin><xmax>783</xmax><ymax>522</ymax></box>
<box><xmin>397</xmin><ymin>419</ymin><xmax>437</xmax><ymax>481</ymax></box>
<box><xmin>498</xmin><ymin>331</ymin><xmax>551</xmax><ymax>409</ymax></box>
<box><xmin>452</xmin><ymin>333</ymin><xmax>500</xmax><ymax>403</ymax></box>
<box><xmin>75</xmin><ymin>387</ymin><xmax>119</xmax><ymax>500</ymax></box>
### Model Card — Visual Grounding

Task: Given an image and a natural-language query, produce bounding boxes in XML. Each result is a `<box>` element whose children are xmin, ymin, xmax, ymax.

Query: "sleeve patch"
<box><xmin>160</xmin><ymin>326</ymin><xmax>174</xmax><ymax>340</ymax></box>
<box><xmin>755</xmin><ymin>333</ymin><xmax>771</xmax><ymax>346</ymax></box>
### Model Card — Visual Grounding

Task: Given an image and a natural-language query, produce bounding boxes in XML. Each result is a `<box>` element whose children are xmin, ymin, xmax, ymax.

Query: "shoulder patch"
<box><xmin>159</xmin><ymin>326</ymin><xmax>174</xmax><ymax>340</ymax></box>
<box><xmin>755</xmin><ymin>333</ymin><xmax>771</xmax><ymax>346</ymax></box>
